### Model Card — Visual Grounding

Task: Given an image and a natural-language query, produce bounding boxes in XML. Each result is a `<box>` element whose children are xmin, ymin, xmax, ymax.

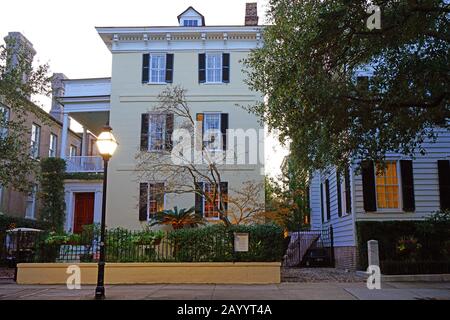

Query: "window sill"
<box><xmin>144</xmin><ymin>82</ymin><xmax>169</xmax><ymax>85</ymax></box>
<box><xmin>201</xmin><ymin>82</ymin><xmax>228</xmax><ymax>85</ymax></box>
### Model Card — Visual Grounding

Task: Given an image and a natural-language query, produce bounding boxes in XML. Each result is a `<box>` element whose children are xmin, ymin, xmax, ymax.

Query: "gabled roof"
<box><xmin>177</xmin><ymin>6</ymin><xmax>205</xmax><ymax>26</ymax></box>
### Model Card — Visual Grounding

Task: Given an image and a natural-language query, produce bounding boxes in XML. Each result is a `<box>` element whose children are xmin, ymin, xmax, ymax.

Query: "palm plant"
<box><xmin>149</xmin><ymin>206</ymin><xmax>206</xmax><ymax>230</ymax></box>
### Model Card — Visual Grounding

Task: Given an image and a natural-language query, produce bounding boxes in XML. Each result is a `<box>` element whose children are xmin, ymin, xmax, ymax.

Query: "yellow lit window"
<box><xmin>376</xmin><ymin>162</ymin><xmax>399</xmax><ymax>209</ymax></box>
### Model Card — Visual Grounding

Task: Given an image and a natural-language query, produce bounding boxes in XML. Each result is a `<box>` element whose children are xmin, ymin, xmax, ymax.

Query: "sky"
<box><xmin>0</xmin><ymin>0</ymin><xmax>288</xmax><ymax>179</ymax></box>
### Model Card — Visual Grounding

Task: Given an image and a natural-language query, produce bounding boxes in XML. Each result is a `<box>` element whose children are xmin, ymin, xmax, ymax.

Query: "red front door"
<box><xmin>73</xmin><ymin>192</ymin><xmax>95</xmax><ymax>234</ymax></box>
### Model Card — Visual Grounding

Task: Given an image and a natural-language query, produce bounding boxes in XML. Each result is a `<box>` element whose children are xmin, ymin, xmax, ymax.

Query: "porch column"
<box><xmin>81</xmin><ymin>127</ymin><xmax>88</xmax><ymax>156</ymax></box>
<box><xmin>60</xmin><ymin>112</ymin><xmax>70</xmax><ymax>159</ymax></box>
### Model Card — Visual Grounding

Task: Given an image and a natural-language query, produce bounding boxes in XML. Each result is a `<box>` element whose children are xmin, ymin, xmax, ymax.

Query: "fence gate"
<box><xmin>283</xmin><ymin>226</ymin><xmax>334</xmax><ymax>268</ymax></box>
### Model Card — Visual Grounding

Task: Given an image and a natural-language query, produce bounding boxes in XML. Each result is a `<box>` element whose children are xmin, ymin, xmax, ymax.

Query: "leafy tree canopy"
<box><xmin>245</xmin><ymin>0</ymin><xmax>449</xmax><ymax>172</ymax></box>
<box><xmin>0</xmin><ymin>36</ymin><xmax>51</xmax><ymax>192</ymax></box>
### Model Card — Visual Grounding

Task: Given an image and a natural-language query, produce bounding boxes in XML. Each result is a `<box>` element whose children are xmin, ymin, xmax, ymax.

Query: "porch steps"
<box><xmin>283</xmin><ymin>231</ymin><xmax>320</xmax><ymax>267</ymax></box>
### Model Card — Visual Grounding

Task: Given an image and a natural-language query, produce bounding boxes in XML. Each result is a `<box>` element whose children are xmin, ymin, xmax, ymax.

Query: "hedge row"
<box><xmin>356</xmin><ymin>220</ymin><xmax>450</xmax><ymax>270</ymax></box>
<box><xmin>0</xmin><ymin>214</ymin><xmax>50</xmax><ymax>233</ymax></box>
<box><xmin>167</xmin><ymin>224</ymin><xmax>285</xmax><ymax>262</ymax></box>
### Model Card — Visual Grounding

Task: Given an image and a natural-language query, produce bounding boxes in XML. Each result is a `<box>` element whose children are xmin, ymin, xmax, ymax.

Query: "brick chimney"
<box><xmin>4</xmin><ymin>32</ymin><xmax>36</xmax><ymax>84</ymax></box>
<box><xmin>50</xmin><ymin>73</ymin><xmax>68</xmax><ymax>122</ymax></box>
<box><xmin>245</xmin><ymin>2</ymin><xmax>258</xmax><ymax>26</ymax></box>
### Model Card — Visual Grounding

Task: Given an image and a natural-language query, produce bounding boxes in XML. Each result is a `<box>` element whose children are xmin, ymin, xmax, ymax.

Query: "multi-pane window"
<box><xmin>0</xmin><ymin>105</ymin><xmax>10</xmax><ymax>138</ymax></box>
<box><xmin>25</xmin><ymin>185</ymin><xmax>37</xmax><ymax>219</ymax></box>
<box><xmin>203</xmin><ymin>113</ymin><xmax>221</xmax><ymax>150</ymax></box>
<box><xmin>70</xmin><ymin>145</ymin><xmax>78</xmax><ymax>157</ymax></box>
<box><xmin>148</xmin><ymin>183</ymin><xmax>165</xmax><ymax>217</ymax></box>
<box><xmin>206</xmin><ymin>53</ymin><xmax>222</xmax><ymax>83</ymax></box>
<box><xmin>149</xmin><ymin>114</ymin><xmax>166</xmax><ymax>151</ymax></box>
<box><xmin>49</xmin><ymin>133</ymin><xmax>58</xmax><ymax>157</ymax></box>
<box><xmin>376</xmin><ymin>161</ymin><xmax>400</xmax><ymax>209</ymax></box>
<box><xmin>203</xmin><ymin>183</ymin><xmax>221</xmax><ymax>219</ymax></box>
<box><xmin>183</xmin><ymin>19</ymin><xmax>198</xmax><ymax>26</ymax></box>
<box><xmin>150</xmin><ymin>54</ymin><xmax>166</xmax><ymax>83</ymax></box>
<box><xmin>30</xmin><ymin>124</ymin><xmax>41</xmax><ymax>158</ymax></box>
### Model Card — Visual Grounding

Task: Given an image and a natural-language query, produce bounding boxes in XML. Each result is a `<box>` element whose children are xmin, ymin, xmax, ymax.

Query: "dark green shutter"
<box><xmin>320</xmin><ymin>183</ymin><xmax>324</xmax><ymax>223</ymax></box>
<box><xmin>336</xmin><ymin>172</ymin><xmax>342</xmax><ymax>217</ymax></box>
<box><xmin>195</xmin><ymin>182</ymin><xmax>204</xmax><ymax>215</ymax></box>
<box><xmin>198</xmin><ymin>54</ymin><xmax>206</xmax><ymax>83</ymax></box>
<box><xmin>220</xmin><ymin>182</ymin><xmax>228</xmax><ymax>212</ymax></box>
<box><xmin>438</xmin><ymin>160</ymin><xmax>450</xmax><ymax>210</ymax></box>
<box><xmin>221</xmin><ymin>113</ymin><xmax>228</xmax><ymax>151</ymax></box>
<box><xmin>140</xmin><ymin>114</ymin><xmax>149</xmax><ymax>151</ymax></box>
<box><xmin>344</xmin><ymin>167</ymin><xmax>352</xmax><ymax>214</ymax></box>
<box><xmin>142</xmin><ymin>54</ymin><xmax>149</xmax><ymax>83</ymax></box>
<box><xmin>139</xmin><ymin>183</ymin><xmax>148</xmax><ymax>221</ymax></box>
<box><xmin>165</xmin><ymin>113</ymin><xmax>174</xmax><ymax>151</ymax></box>
<box><xmin>400</xmin><ymin>160</ymin><xmax>415</xmax><ymax>212</ymax></box>
<box><xmin>361</xmin><ymin>160</ymin><xmax>377</xmax><ymax>212</ymax></box>
<box><xmin>165</xmin><ymin>54</ymin><xmax>174</xmax><ymax>83</ymax></box>
<box><xmin>325</xmin><ymin>179</ymin><xmax>331</xmax><ymax>220</ymax></box>
<box><xmin>222</xmin><ymin>53</ymin><xmax>230</xmax><ymax>83</ymax></box>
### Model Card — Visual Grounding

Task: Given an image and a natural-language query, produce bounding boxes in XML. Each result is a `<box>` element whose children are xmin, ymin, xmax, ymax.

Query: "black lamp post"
<box><xmin>94</xmin><ymin>125</ymin><xmax>117</xmax><ymax>300</ymax></box>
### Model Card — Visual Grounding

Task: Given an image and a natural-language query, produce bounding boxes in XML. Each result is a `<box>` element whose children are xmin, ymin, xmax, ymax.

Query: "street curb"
<box><xmin>356</xmin><ymin>271</ymin><xmax>450</xmax><ymax>282</ymax></box>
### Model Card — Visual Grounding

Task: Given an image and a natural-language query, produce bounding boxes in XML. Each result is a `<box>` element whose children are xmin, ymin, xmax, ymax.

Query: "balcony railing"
<box><xmin>66</xmin><ymin>156</ymin><xmax>103</xmax><ymax>173</ymax></box>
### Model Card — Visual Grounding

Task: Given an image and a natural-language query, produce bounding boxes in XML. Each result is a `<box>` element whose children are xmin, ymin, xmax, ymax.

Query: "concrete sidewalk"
<box><xmin>0</xmin><ymin>280</ymin><xmax>449</xmax><ymax>300</ymax></box>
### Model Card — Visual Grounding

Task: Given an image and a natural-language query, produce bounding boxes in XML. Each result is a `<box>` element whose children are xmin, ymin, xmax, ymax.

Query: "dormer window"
<box><xmin>183</xmin><ymin>20</ymin><xmax>198</xmax><ymax>27</ymax></box>
<box><xmin>178</xmin><ymin>6</ymin><xmax>205</xmax><ymax>27</ymax></box>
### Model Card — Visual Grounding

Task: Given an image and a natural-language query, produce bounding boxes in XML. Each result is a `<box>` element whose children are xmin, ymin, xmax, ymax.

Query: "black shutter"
<box><xmin>142</xmin><ymin>54</ymin><xmax>149</xmax><ymax>83</ymax></box>
<box><xmin>220</xmin><ymin>182</ymin><xmax>228</xmax><ymax>212</ymax></box>
<box><xmin>438</xmin><ymin>160</ymin><xmax>450</xmax><ymax>210</ymax></box>
<box><xmin>344</xmin><ymin>167</ymin><xmax>352</xmax><ymax>214</ymax></box>
<box><xmin>140</xmin><ymin>114</ymin><xmax>149</xmax><ymax>151</ymax></box>
<box><xmin>165</xmin><ymin>113</ymin><xmax>174</xmax><ymax>151</ymax></box>
<box><xmin>195</xmin><ymin>182</ymin><xmax>204</xmax><ymax>215</ymax></box>
<box><xmin>221</xmin><ymin>113</ymin><xmax>228</xmax><ymax>151</ymax></box>
<box><xmin>320</xmin><ymin>183</ymin><xmax>324</xmax><ymax>223</ymax></box>
<box><xmin>336</xmin><ymin>172</ymin><xmax>342</xmax><ymax>217</ymax></box>
<box><xmin>198</xmin><ymin>54</ymin><xmax>206</xmax><ymax>83</ymax></box>
<box><xmin>325</xmin><ymin>179</ymin><xmax>331</xmax><ymax>221</ymax></box>
<box><xmin>139</xmin><ymin>183</ymin><xmax>148</xmax><ymax>221</ymax></box>
<box><xmin>165</xmin><ymin>54</ymin><xmax>174</xmax><ymax>83</ymax></box>
<box><xmin>222</xmin><ymin>53</ymin><xmax>230</xmax><ymax>83</ymax></box>
<box><xmin>361</xmin><ymin>160</ymin><xmax>377</xmax><ymax>212</ymax></box>
<box><xmin>400</xmin><ymin>160</ymin><xmax>415</xmax><ymax>212</ymax></box>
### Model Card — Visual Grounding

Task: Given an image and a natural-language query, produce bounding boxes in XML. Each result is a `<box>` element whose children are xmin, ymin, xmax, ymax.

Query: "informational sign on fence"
<box><xmin>234</xmin><ymin>232</ymin><xmax>249</xmax><ymax>252</ymax></box>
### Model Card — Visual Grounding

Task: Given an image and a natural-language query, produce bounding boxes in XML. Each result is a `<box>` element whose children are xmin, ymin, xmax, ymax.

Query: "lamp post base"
<box><xmin>95</xmin><ymin>286</ymin><xmax>105</xmax><ymax>300</ymax></box>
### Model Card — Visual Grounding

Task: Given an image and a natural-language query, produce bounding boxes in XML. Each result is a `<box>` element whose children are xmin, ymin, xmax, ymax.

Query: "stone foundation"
<box><xmin>334</xmin><ymin>246</ymin><xmax>357</xmax><ymax>270</ymax></box>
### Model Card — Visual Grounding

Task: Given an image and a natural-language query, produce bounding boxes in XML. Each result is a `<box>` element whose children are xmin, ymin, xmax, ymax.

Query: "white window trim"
<box><xmin>69</xmin><ymin>145</ymin><xmax>78</xmax><ymax>157</ymax></box>
<box><xmin>183</xmin><ymin>19</ymin><xmax>199</xmax><ymax>27</ymax></box>
<box><xmin>0</xmin><ymin>105</ymin><xmax>10</xmax><ymax>138</ymax></box>
<box><xmin>205</xmin><ymin>53</ymin><xmax>223</xmax><ymax>84</ymax></box>
<box><xmin>30</xmin><ymin>124</ymin><xmax>41</xmax><ymax>159</ymax></box>
<box><xmin>146</xmin><ymin>182</ymin><xmax>166</xmax><ymax>222</ymax></box>
<box><xmin>148</xmin><ymin>113</ymin><xmax>167</xmax><ymax>152</ymax></box>
<box><xmin>322</xmin><ymin>182</ymin><xmax>329</xmax><ymax>222</ymax></box>
<box><xmin>148</xmin><ymin>53</ymin><xmax>167</xmax><ymax>84</ymax></box>
<box><xmin>25</xmin><ymin>185</ymin><xmax>37</xmax><ymax>220</ymax></box>
<box><xmin>340</xmin><ymin>174</ymin><xmax>351</xmax><ymax>217</ymax></box>
<box><xmin>374</xmin><ymin>160</ymin><xmax>403</xmax><ymax>213</ymax></box>
<box><xmin>203</xmin><ymin>112</ymin><xmax>222</xmax><ymax>152</ymax></box>
<box><xmin>202</xmin><ymin>182</ymin><xmax>222</xmax><ymax>221</ymax></box>
<box><xmin>49</xmin><ymin>133</ymin><xmax>58</xmax><ymax>157</ymax></box>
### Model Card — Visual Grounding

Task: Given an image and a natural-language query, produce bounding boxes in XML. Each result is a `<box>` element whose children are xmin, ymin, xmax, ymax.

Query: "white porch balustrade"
<box><xmin>66</xmin><ymin>156</ymin><xmax>104</xmax><ymax>173</ymax></box>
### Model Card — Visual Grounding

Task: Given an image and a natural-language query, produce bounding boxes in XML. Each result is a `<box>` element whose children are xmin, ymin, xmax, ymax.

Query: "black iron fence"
<box><xmin>1</xmin><ymin>225</ymin><xmax>285</xmax><ymax>265</ymax></box>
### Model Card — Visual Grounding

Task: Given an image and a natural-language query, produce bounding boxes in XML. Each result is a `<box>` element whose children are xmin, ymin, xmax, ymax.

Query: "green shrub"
<box><xmin>39</xmin><ymin>158</ymin><xmax>66</xmax><ymax>233</ymax></box>
<box><xmin>167</xmin><ymin>224</ymin><xmax>284</xmax><ymax>262</ymax></box>
<box><xmin>356</xmin><ymin>210</ymin><xmax>450</xmax><ymax>270</ymax></box>
<box><xmin>0</xmin><ymin>214</ymin><xmax>50</xmax><ymax>232</ymax></box>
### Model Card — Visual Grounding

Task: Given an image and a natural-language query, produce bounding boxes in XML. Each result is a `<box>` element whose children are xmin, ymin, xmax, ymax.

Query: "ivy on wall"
<box><xmin>39</xmin><ymin>158</ymin><xmax>66</xmax><ymax>233</ymax></box>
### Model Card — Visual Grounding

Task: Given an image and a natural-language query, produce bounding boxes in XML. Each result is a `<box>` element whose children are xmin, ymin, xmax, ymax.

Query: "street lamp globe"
<box><xmin>96</xmin><ymin>126</ymin><xmax>118</xmax><ymax>158</ymax></box>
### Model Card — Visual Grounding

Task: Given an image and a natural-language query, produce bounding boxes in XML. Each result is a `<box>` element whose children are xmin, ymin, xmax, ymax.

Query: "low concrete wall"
<box><xmin>17</xmin><ymin>262</ymin><xmax>281</xmax><ymax>284</ymax></box>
